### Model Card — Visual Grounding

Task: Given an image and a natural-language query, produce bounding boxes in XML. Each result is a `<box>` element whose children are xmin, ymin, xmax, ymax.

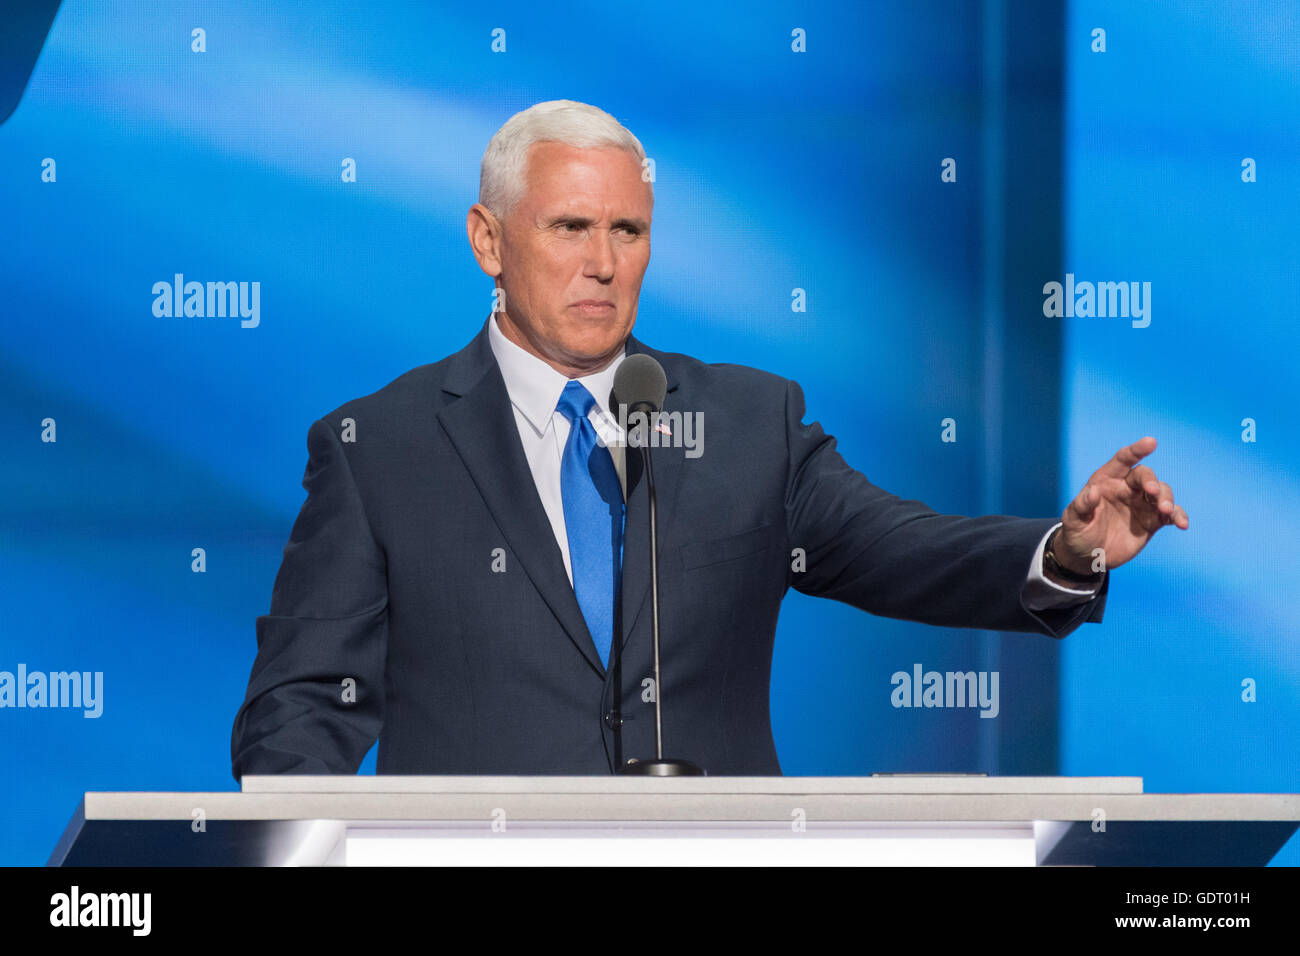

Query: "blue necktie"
<box><xmin>555</xmin><ymin>380</ymin><xmax>625</xmax><ymax>669</ymax></box>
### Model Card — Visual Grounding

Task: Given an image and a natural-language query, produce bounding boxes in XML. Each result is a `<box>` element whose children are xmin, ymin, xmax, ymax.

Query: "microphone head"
<box><xmin>609</xmin><ymin>353</ymin><xmax>667</xmax><ymax>417</ymax></box>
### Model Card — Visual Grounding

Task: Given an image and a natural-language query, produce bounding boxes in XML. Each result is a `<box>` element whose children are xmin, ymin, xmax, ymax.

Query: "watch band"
<box><xmin>1044</xmin><ymin>528</ymin><xmax>1103</xmax><ymax>585</ymax></box>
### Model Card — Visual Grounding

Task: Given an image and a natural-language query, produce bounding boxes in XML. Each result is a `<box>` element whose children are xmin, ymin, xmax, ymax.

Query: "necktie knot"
<box><xmin>555</xmin><ymin>380</ymin><xmax>597</xmax><ymax>425</ymax></box>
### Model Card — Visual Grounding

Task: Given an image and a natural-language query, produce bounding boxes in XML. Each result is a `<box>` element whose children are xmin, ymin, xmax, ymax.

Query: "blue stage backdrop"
<box><xmin>1057</xmin><ymin>0</ymin><xmax>1300</xmax><ymax>856</ymax></box>
<box><xmin>0</xmin><ymin>0</ymin><xmax>1295</xmax><ymax>865</ymax></box>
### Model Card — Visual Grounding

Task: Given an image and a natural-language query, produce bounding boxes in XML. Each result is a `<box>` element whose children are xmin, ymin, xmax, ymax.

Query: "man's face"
<box><xmin>482</xmin><ymin>142</ymin><xmax>653</xmax><ymax>376</ymax></box>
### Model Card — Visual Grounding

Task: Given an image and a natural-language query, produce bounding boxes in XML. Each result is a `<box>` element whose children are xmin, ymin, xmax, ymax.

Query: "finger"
<box><xmin>1138</xmin><ymin>481</ymin><xmax>1178</xmax><ymax>532</ymax></box>
<box><xmin>1131</xmin><ymin>475</ymin><xmax>1175</xmax><ymax>513</ymax></box>
<box><xmin>1125</xmin><ymin>464</ymin><xmax>1160</xmax><ymax>497</ymax></box>
<box><xmin>1066</xmin><ymin>482</ymin><xmax>1100</xmax><ymax>522</ymax></box>
<box><xmin>1099</xmin><ymin>436</ymin><xmax>1158</xmax><ymax>480</ymax></box>
<box><xmin>1171</xmin><ymin>504</ymin><xmax>1189</xmax><ymax>529</ymax></box>
<box><xmin>1154</xmin><ymin>480</ymin><xmax>1176</xmax><ymax>516</ymax></box>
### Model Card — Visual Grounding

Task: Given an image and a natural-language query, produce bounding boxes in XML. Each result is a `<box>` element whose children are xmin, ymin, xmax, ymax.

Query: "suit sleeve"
<box><xmin>782</xmin><ymin>380</ymin><xmax>1106</xmax><ymax>638</ymax></box>
<box><xmin>230</xmin><ymin>418</ymin><xmax>388</xmax><ymax>779</ymax></box>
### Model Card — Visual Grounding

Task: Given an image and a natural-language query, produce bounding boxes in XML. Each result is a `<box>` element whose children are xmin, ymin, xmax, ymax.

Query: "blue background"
<box><xmin>0</xmin><ymin>0</ymin><xmax>1295</xmax><ymax>865</ymax></box>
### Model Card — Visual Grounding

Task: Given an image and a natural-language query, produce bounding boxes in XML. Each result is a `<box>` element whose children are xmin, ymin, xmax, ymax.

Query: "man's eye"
<box><xmin>559</xmin><ymin>222</ymin><xmax>582</xmax><ymax>232</ymax></box>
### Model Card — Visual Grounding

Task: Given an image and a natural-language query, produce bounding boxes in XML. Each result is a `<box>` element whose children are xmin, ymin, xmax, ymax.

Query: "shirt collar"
<box><xmin>487</xmin><ymin>312</ymin><xmax>627</xmax><ymax>438</ymax></box>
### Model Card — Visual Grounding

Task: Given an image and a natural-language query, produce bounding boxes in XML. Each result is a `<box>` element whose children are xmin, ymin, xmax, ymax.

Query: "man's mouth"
<box><xmin>571</xmin><ymin>300</ymin><xmax>616</xmax><ymax>314</ymax></box>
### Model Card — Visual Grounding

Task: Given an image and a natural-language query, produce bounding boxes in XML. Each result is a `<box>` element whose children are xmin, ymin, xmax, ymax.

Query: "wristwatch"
<box><xmin>1043</xmin><ymin>528</ymin><xmax>1104</xmax><ymax>585</ymax></box>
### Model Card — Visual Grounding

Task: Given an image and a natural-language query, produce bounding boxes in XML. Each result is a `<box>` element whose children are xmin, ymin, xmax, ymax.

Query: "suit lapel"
<box><xmin>436</xmin><ymin>317</ymin><xmax>605</xmax><ymax>676</ymax></box>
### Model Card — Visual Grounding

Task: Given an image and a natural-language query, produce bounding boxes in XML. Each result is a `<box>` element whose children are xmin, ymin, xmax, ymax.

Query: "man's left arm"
<box><xmin>782</xmin><ymin>380</ymin><xmax>1186</xmax><ymax>639</ymax></box>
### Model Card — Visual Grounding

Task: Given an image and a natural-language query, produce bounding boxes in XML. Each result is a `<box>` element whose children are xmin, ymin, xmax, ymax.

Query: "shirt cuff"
<box><xmin>1023</xmin><ymin>522</ymin><xmax>1103</xmax><ymax>610</ymax></box>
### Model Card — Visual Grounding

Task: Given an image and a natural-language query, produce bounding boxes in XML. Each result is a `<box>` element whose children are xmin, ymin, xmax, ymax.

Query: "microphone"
<box><xmin>609</xmin><ymin>354</ymin><xmax>705</xmax><ymax>776</ymax></box>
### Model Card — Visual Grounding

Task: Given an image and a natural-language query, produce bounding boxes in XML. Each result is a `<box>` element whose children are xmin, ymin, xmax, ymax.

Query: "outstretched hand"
<box><xmin>1054</xmin><ymin>436</ymin><xmax>1188</xmax><ymax>575</ymax></box>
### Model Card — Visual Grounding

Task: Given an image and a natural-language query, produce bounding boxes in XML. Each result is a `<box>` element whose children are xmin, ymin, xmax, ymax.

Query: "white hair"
<box><xmin>478</xmin><ymin>99</ymin><xmax>651</xmax><ymax>220</ymax></box>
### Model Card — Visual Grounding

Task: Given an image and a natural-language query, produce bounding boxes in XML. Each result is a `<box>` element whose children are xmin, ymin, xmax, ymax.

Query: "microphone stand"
<box><xmin>619</xmin><ymin>404</ymin><xmax>704</xmax><ymax>777</ymax></box>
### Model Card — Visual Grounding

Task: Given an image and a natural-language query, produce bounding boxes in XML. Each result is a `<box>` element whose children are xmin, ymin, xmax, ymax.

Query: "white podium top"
<box><xmin>49</xmin><ymin>776</ymin><xmax>1300</xmax><ymax>867</ymax></box>
<box><xmin>239</xmin><ymin>774</ymin><xmax>1144</xmax><ymax>795</ymax></box>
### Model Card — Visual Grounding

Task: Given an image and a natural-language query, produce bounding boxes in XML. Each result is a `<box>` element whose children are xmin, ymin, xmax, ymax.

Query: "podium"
<box><xmin>49</xmin><ymin>776</ymin><xmax>1299</xmax><ymax>866</ymax></box>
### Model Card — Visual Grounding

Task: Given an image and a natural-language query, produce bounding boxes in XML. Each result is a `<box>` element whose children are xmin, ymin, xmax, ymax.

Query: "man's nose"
<box><xmin>582</xmin><ymin>229</ymin><xmax>616</xmax><ymax>280</ymax></box>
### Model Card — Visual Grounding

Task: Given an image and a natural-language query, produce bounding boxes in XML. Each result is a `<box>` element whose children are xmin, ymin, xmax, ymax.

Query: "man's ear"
<box><xmin>466</xmin><ymin>203</ymin><xmax>504</xmax><ymax>278</ymax></box>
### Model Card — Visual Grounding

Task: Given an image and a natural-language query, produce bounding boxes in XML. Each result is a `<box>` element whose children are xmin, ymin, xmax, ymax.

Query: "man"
<box><xmin>230</xmin><ymin>100</ymin><xmax>1187</xmax><ymax>778</ymax></box>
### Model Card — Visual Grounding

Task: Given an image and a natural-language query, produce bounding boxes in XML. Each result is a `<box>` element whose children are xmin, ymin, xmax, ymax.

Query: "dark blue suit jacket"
<box><xmin>230</xmin><ymin>317</ymin><xmax>1107</xmax><ymax>778</ymax></box>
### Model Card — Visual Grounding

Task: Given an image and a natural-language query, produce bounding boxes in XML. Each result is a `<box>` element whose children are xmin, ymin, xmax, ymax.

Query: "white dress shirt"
<box><xmin>488</xmin><ymin>313</ymin><xmax>627</xmax><ymax>587</ymax></box>
<box><xmin>486</xmin><ymin>314</ymin><xmax>1098</xmax><ymax>609</ymax></box>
